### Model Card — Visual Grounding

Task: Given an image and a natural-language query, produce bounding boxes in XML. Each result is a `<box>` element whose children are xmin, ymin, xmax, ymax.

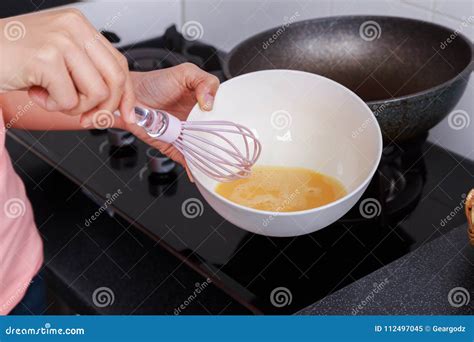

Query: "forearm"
<box><xmin>0</xmin><ymin>91</ymin><xmax>122</xmax><ymax>130</ymax></box>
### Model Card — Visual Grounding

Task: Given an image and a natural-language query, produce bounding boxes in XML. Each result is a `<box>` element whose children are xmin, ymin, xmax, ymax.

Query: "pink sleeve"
<box><xmin>0</xmin><ymin>107</ymin><xmax>43</xmax><ymax>315</ymax></box>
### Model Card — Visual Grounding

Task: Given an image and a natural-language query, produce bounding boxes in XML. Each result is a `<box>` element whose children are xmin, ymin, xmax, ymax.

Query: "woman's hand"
<box><xmin>115</xmin><ymin>63</ymin><xmax>220</xmax><ymax>166</ymax></box>
<box><xmin>0</xmin><ymin>8</ymin><xmax>136</xmax><ymax>123</ymax></box>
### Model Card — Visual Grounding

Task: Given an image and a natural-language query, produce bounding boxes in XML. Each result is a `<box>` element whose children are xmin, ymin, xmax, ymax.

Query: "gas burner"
<box><xmin>124</xmin><ymin>48</ymin><xmax>190</xmax><ymax>72</ymax></box>
<box><xmin>117</xmin><ymin>25</ymin><xmax>224</xmax><ymax>76</ymax></box>
<box><xmin>146</xmin><ymin>147</ymin><xmax>175</xmax><ymax>174</ymax></box>
<box><xmin>107</xmin><ymin>128</ymin><xmax>135</xmax><ymax>147</ymax></box>
<box><xmin>183</xmin><ymin>44</ymin><xmax>221</xmax><ymax>71</ymax></box>
<box><xmin>148</xmin><ymin>172</ymin><xmax>178</xmax><ymax>197</ymax></box>
<box><xmin>340</xmin><ymin>137</ymin><xmax>427</xmax><ymax>224</ymax></box>
<box><xmin>145</xmin><ymin>148</ymin><xmax>178</xmax><ymax>196</ymax></box>
<box><xmin>108</xmin><ymin>145</ymin><xmax>138</xmax><ymax>170</ymax></box>
<box><xmin>381</xmin><ymin>144</ymin><xmax>402</xmax><ymax>162</ymax></box>
<box><xmin>378</xmin><ymin>164</ymin><xmax>424</xmax><ymax>219</ymax></box>
<box><xmin>107</xmin><ymin>128</ymin><xmax>138</xmax><ymax>170</ymax></box>
<box><xmin>89</xmin><ymin>129</ymin><xmax>107</xmax><ymax>136</ymax></box>
<box><xmin>380</xmin><ymin>165</ymin><xmax>407</xmax><ymax>203</ymax></box>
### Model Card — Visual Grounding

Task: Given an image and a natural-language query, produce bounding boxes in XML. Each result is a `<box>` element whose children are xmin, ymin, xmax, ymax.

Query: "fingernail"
<box><xmin>202</xmin><ymin>93</ymin><xmax>214</xmax><ymax>111</ymax></box>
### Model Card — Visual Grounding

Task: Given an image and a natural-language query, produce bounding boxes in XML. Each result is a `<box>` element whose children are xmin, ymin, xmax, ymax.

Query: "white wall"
<box><xmin>74</xmin><ymin>0</ymin><xmax>474</xmax><ymax>159</ymax></box>
<box><xmin>69</xmin><ymin>1</ymin><xmax>183</xmax><ymax>47</ymax></box>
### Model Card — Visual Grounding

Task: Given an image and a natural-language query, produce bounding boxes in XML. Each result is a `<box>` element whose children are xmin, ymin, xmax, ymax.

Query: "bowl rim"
<box><xmin>187</xmin><ymin>69</ymin><xmax>383</xmax><ymax>217</ymax></box>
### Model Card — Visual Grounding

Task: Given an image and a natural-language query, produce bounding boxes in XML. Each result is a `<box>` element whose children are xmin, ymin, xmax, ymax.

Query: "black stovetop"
<box><xmin>8</xmin><ymin>27</ymin><xmax>473</xmax><ymax>314</ymax></box>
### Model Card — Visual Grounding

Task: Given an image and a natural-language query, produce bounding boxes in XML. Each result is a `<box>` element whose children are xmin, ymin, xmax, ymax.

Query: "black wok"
<box><xmin>224</xmin><ymin>16</ymin><xmax>473</xmax><ymax>143</ymax></box>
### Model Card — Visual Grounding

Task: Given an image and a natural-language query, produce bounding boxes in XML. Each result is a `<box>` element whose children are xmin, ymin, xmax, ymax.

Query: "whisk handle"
<box><xmin>134</xmin><ymin>106</ymin><xmax>182</xmax><ymax>143</ymax></box>
<box><xmin>157</xmin><ymin>112</ymin><xmax>182</xmax><ymax>143</ymax></box>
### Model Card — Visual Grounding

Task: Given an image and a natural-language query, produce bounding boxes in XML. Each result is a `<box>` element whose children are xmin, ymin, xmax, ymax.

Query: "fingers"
<box><xmin>54</xmin><ymin>10</ymin><xmax>134</xmax><ymax>122</ymax></box>
<box><xmin>158</xmin><ymin>145</ymin><xmax>193</xmax><ymax>182</ymax></box>
<box><xmin>79</xmin><ymin>38</ymin><xmax>125</xmax><ymax>122</ymax></box>
<box><xmin>27</xmin><ymin>50</ymin><xmax>78</xmax><ymax>111</ymax></box>
<box><xmin>185</xmin><ymin>164</ymin><xmax>195</xmax><ymax>183</ymax></box>
<box><xmin>3</xmin><ymin>9</ymin><xmax>133</xmax><ymax>117</ymax></box>
<box><xmin>63</xmin><ymin>42</ymin><xmax>109</xmax><ymax>116</ymax></box>
<box><xmin>80</xmin><ymin>41</ymin><xmax>136</xmax><ymax>126</ymax></box>
<box><xmin>152</xmin><ymin>142</ymin><xmax>194</xmax><ymax>182</ymax></box>
<box><xmin>146</xmin><ymin>139</ymin><xmax>191</xmax><ymax>181</ymax></box>
<box><xmin>73</xmin><ymin>16</ymin><xmax>136</xmax><ymax>124</ymax></box>
<box><xmin>115</xmin><ymin>72</ymin><xmax>136</xmax><ymax>124</ymax></box>
<box><xmin>179</xmin><ymin>63</ymin><xmax>220</xmax><ymax>111</ymax></box>
<box><xmin>95</xmin><ymin>33</ymin><xmax>136</xmax><ymax>123</ymax></box>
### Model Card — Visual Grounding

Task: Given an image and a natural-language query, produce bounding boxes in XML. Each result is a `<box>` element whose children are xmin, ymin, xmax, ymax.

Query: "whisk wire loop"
<box><xmin>135</xmin><ymin>107</ymin><xmax>261</xmax><ymax>182</ymax></box>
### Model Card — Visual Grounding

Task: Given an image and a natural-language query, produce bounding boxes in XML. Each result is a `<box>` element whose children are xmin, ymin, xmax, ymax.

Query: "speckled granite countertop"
<box><xmin>298</xmin><ymin>223</ymin><xmax>474</xmax><ymax>315</ymax></box>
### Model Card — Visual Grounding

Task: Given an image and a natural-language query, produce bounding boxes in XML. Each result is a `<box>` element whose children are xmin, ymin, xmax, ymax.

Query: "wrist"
<box><xmin>130</xmin><ymin>71</ymin><xmax>142</xmax><ymax>85</ymax></box>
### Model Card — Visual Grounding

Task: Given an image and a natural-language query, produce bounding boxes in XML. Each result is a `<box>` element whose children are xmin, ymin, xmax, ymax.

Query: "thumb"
<box><xmin>195</xmin><ymin>80</ymin><xmax>218</xmax><ymax>112</ymax></box>
<box><xmin>195</xmin><ymin>74</ymin><xmax>220</xmax><ymax>111</ymax></box>
<box><xmin>181</xmin><ymin>64</ymin><xmax>220</xmax><ymax>111</ymax></box>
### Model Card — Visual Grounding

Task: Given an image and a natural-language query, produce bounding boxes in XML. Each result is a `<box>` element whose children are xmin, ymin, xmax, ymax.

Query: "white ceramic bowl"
<box><xmin>187</xmin><ymin>70</ymin><xmax>383</xmax><ymax>237</ymax></box>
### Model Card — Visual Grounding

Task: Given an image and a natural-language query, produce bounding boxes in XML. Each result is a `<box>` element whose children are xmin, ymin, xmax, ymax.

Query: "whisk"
<box><xmin>133</xmin><ymin>106</ymin><xmax>261</xmax><ymax>182</ymax></box>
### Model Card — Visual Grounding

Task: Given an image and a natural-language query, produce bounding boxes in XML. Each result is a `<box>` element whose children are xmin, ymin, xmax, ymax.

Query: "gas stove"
<box><xmin>8</xmin><ymin>26</ymin><xmax>473</xmax><ymax>314</ymax></box>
